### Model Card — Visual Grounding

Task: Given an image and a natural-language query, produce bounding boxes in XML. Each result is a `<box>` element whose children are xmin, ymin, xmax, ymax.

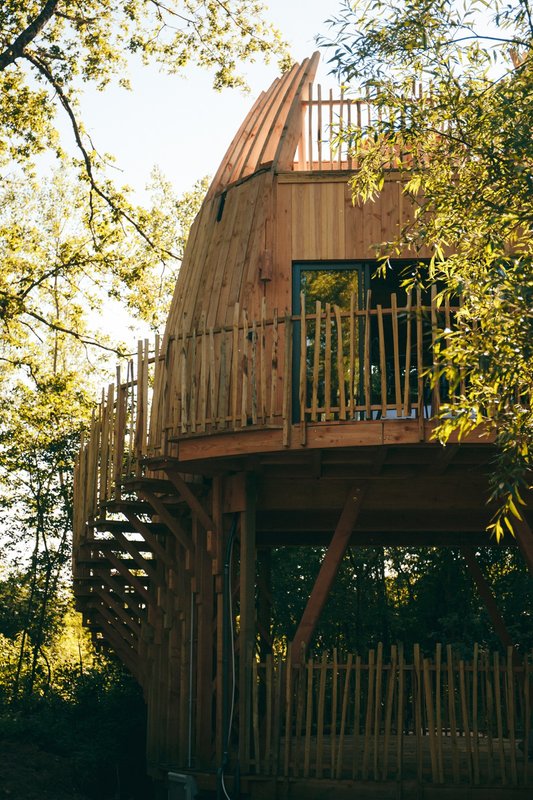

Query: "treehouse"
<box><xmin>72</xmin><ymin>54</ymin><xmax>533</xmax><ymax>799</ymax></box>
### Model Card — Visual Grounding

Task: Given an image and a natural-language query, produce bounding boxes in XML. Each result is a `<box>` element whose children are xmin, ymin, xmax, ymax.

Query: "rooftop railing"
<box><xmin>292</xmin><ymin>82</ymin><xmax>424</xmax><ymax>172</ymax></box>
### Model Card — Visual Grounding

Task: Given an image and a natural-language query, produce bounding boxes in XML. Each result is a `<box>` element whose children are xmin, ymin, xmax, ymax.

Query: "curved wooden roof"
<box><xmin>162</xmin><ymin>54</ymin><xmax>320</xmax><ymax>336</ymax></box>
<box><xmin>206</xmin><ymin>52</ymin><xmax>320</xmax><ymax>199</ymax></box>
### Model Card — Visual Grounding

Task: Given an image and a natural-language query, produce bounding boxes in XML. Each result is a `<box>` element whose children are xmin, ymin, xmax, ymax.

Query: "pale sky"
<box><xmin>75</xmin><ymin>1</ymin><xmax>343</xmax><ymax>200</ymax></box>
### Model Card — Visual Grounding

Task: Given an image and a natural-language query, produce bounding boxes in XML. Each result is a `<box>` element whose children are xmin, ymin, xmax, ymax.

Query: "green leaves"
<box><xmin>0</xmin><ymin>163</ymin><xmax>207</xmax><ymax>703</ymax></box>
<box><xmin>325</xmin><ymin>0</ymin><xmax>533</xmax><ymax>536</ymax></box>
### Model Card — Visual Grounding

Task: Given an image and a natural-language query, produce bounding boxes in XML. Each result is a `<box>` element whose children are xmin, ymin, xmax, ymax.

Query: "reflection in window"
<box><xmin>292</xmin><ymin>261</ymin><xmax>438</xmax><ymax>421</ymax></box>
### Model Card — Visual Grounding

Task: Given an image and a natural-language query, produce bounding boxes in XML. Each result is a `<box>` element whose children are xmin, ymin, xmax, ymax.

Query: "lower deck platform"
<box><xmin>163</xmin><ymin>735</ymin><xmax>533</xmax><ymax>799</ymax></box>
<box><xmin>189</xmin><ymin>776</ymin><xmax>533</xmax><ymax>800</ymax></box>
<box><xmin>73</xmin><ymin>407</ymin><xmax>533</xmax><ymax>799</ymax></box>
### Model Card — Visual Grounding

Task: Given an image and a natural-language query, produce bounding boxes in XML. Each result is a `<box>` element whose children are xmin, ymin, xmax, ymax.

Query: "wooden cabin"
<box><xmin>73</xmin><ymin>54</ymin><xmax>533</xmax><ymax>799</ymax></box>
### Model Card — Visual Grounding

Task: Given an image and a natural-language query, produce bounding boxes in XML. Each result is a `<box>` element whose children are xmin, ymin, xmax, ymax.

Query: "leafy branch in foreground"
<box><xmin>0</xmin><ymin>168</ymin><xmax>207</xmax><ymax>367</ymax></box>
<box><xmin>0</xmin><ymin>1</ymin><xmax>290</xmax><ymax>247</ymax></box>
<box><xmin>322</xmin><ymin>0</ymin><xmax>532</xmax><ymax>538</ymax></box>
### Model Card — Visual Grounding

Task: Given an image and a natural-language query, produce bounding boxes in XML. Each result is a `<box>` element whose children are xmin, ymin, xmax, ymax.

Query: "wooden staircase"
<box><xmin>73</xmin><ymin>471</ymin><xmax>222</xmax><ymax>770</ymax></box>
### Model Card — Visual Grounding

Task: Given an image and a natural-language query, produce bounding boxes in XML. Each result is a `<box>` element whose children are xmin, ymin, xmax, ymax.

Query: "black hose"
<box><xmin>217</xmin><ymin>512</ymin><xmax>239</xmax><ymax>800</ymax></box>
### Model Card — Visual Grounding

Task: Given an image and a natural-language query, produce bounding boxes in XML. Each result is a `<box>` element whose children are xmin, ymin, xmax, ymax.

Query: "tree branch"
<box><xmin>24</xmin><ymin>308</ymin><xmax>127</xmax><ymax>356</ymax></box>
<box><xmin>0</xmin><ymin>0</ymin><xmax>60</xmax><ymax>72</ymax></box>
<box><xmin>212</xmin><ymin>0</ymin><xmax>278</xmax><ymax>49</ymax></box>
<box><xmin>23</xmin><ymin>50</ymin><xmax>180</xmax><ymax>261</ymax></box>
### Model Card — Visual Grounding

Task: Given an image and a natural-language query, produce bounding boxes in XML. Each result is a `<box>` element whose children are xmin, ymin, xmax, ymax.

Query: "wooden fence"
<box><xmin>73</xmin><ymin>291</ymin><xmax>457</xmax><ymax>528</ymax></box>
<box><xmin>246</xmin><ymin>644</ymin><xmax>532</xmax><ymax>786</ymax></box>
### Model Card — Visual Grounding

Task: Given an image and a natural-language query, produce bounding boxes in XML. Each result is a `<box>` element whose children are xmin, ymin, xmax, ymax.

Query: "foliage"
<box><xmin>0</xmin><ymin>608</ymin><xmax>150</xmax><ymax>798</ymax></box>
<box><xmin>0</xmin><ymin>7</ymin><xmax>287</xmax><ymax>787</ymax></box>
<box><xmin>0</xmin><ymin>165</ymin><xmax>206</xmax><ymax>704</ymax></box>
<box><xmin>0</xmin><ymin>165</ymin><xmax>205</xmax><ymax>796</ymax></box>
<box><xmin>0</xmin><ymin>1</ymin><xmax>289</xmax><ymax>162</ymax></box>
<box><xmin>0</xmin><ymin>168</ymin><xmax>207</xmax><ymax>364</ymax></box>
<box><xmin>271</xmin><ymin>545</ymin><xmax>533</xmax><ymax>657</ymax></box>
<box><xmin>321</xmin><ymin>0</ymin><xmax>532</xmax><ymax>537</ymax></box>
<box><xmin>119</xmin><ymin>170</ymin><xmax>210</xmax><ymax>330</ymax></box>
<box><xmin>0</xmin><ymin>1</ymin><xmax>289</xmax><ymax>267</ymax></box>
<box><xmin>0</xmin><ymin>574</ymin><xmax>149</xmax><ymax>797</ymax></box>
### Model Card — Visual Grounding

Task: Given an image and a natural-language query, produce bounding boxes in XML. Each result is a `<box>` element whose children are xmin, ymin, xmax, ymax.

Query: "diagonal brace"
<box><xmin>124</xmin><ymin>511</ymin><xmax>174</xmax><ymax>569</ymax></box>
<box><xmin>166</xmin><ymin>470</ymin><xmax>215</xmax><ymax>533</ymax></box>
<box><xmin>461</xmin><ymin>547</ymin><xmax>515</xmax><ymax>651</ymax></box>
<box><xmin>138</xmin><ymin>488</ymin><xmax>193</xmax><ymax>552</ymax></box>
<box><xmin>291</xmin><ymin>481</ymin><xmax>367</xmax><ymax>661</ymax></box>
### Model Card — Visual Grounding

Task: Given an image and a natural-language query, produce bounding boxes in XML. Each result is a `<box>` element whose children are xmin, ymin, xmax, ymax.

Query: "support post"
<box><xmin>291</xmin><ymin>481</ymin><xmax>367</xmax><ymax>662</ymax></box>
<box><xmin>194</xmin><ymin>518</ymin><xmax>215</xmax><ymax>766</ymax></box>
<box><xmin>238</xmin><ymin>473</ymin><xmax>256</xmax><ymax>772</ymax></box>
<box><xmin>212</xmin><ymin>476</ymin><xmax>225</xmax><ymax>765</ymax></box>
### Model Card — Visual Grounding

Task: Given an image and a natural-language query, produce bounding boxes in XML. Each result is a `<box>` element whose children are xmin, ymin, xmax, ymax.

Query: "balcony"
<box><xmin>73</xmin><ymin>288</ymin><xmax>472</xmax><ymax>539</ymax></box>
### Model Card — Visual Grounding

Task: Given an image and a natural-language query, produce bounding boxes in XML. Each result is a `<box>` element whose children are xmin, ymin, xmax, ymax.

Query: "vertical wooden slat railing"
<box><xmin>73</xmin><ymin>295</ymin><xmax>462</xmax><ymax>544</ymax></box>
<box><xmin>250</xmin><ymin>645</ymin><xmax>533</xmax><ymax>787</ymax></box>
<box><xmin>294</xmin><ymin>83</ymin><xmax>424</xmax><ymax>171</ymax></box>
<box><xmin>295</xmin><ymin>295</ymin><xmax>454</xmax><ymax>424</ymax></box>
<box><xmin>73</xmin><ymin>341</ymin><xmax>157</xmax><ymax>532</ymax></box>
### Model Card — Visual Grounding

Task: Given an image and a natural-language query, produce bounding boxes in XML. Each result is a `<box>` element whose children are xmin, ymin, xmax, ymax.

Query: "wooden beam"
<box><xmin>93</xmin><ymin>585</ymin><xmax>142</xmax><ymax>638</ymax></box>
<box><xmin>370</xmin><ymin>446</ymin><xmax>388</xmax><ymax>475</ymax></box>
<box><xmin>88</xmin><ymin>598</ymin><xmax>137</xmax><ymax>648</ymax></box>
<box><xmin>256</xmin><ymin>531</ymin><xmax>505</xmax><ymax>548</ymax></box>
<box><xmin>93</xmin><ymin>569</ymin><xmax>146</xmax><ymax>615</ymax></box>
<box><xmin>428</xmin><ymin>444</ymin><xmax>460</xmax><ymax>475</ymax></box>
<box><xmin>139</xmin><ymin>488</ymin><xmax>193</xmax><ymax>552</ymax></box>
<box><xmin>101</xmin><ymin>548</ymin><xmax>152</xmax><ymax>604</ymax></box>
<box><xmin>257</xmin><ymin>549</ymin><xmax>273</xmax><ymax>659</ymax></box>
<box><xmin>212</xmin><ymin>476</ymin><xmax>225</xmax><ymax>764</ymax></box>
<box><xmin>256</xmin><ymin>508</ymin><xmax>495</xmax><ymax>533</ymax></box>
<box><xmin>460</xmin><ymin>548</ymin><xmax>515</xmax><ymax>651</ymax></box>
<box><xmin>273</xmin><ymin>53</ymin><xmax>320</xmax><ymax>170</ymax></box>
<box><xmin>87</xmin><ymin>600</ymin><xmax>136</xmax><ymax>650</ymax></box>
<box><xmin>166</xmin><ymin>471</ymin><xmax>215</xmax><ymax>533</ymax></box>
<box><xmin>89</xmin><ymin>608</ymin><xmax>139</xmax><ymax>679</ymax></box>
<box><xmin>167</xmin><ymin>420</ymin><xmax>496</xmax><ymax>464</ymax></box>
<box><xmin>109</xmin><ymin>528</ymin><xmax>159</xmax><ymax>583</ymax></box>
<box><xmin>513</xmin><ymin>516</ymin><xmax>533</xmax><ymax>576</ymax></box>
<box><xmin>291</xmin><ymin>482</ymin><xmax>367</xmax><ymax>661</ymax></box>
<box><xmin>255</xmin><ymin>475</ymin><xmax>493</xmax><ymax>513</ymax></box>
<box><xmin>124</xmin><ymin>511</ymin><xmax>175</xmax><ymax>570</ymax></box>
<box><xmin>194</xmin><ymin>520</ymin><xmax>215</xmax><ymax>765</ymax></box>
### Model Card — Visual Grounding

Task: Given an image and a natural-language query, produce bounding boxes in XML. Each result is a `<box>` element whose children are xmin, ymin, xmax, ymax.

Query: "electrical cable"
<box><xmin>217</xmin><ymin>512</ymin><xmax>239</xmax><ymax>800</ymax></box>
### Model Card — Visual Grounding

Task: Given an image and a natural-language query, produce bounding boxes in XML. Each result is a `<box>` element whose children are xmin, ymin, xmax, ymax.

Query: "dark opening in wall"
<box><xmin>216</xmin><ymin>191</ymin><xmax>227</xmax><ymax>222</ymax></box>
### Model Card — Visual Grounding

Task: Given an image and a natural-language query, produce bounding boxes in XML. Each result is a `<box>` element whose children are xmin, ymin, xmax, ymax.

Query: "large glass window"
<box><xmin>292</xmin><ymin>261</ymin><xmax>435</xmax><ymax>422</ymax></box>
<box><xmin>297</xmin><ymin>269</ymin><xmax>363</xmax><ymax>315</ymax></box>
<box><xmin>292</xmin><ymin>262</ymin><xmax>368</xmax><ymax>421</ymax></box>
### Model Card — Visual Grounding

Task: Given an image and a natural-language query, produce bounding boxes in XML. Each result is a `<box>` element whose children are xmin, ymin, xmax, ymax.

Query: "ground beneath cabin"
<box><xmin>0</xmin><ymin>735</ymin><xmax>155</xmax><ymax>800</ymax></box>
<box><xmin>0</xmin><ymin>736</ymin><xmax>91</xmax><ymax>799</ymax></box>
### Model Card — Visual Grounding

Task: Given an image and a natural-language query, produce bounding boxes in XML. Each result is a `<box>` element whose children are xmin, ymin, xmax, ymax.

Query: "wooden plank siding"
<box><xmin>162</xmin><ymin>170</ymin><xmax>425</xmax><ymax>339</ymax></box>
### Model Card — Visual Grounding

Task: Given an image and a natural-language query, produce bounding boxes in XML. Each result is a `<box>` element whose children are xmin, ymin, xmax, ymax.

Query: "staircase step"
<box><xmin>76</xmin><ymin>555</ymin><xmax>150</xmax><ymax>570</ymax></box>
<box><xmin>123</xmin><ymin>476</ymin><xmax>177</xmax><ymax>494</ymax></box>
<box><xmin>92</xmin><ymin>519</ymin><xmax>168</xmax><ymax>535</ymax></box>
